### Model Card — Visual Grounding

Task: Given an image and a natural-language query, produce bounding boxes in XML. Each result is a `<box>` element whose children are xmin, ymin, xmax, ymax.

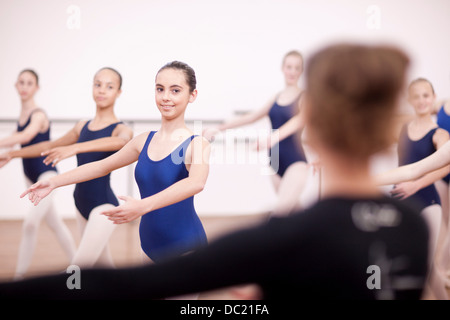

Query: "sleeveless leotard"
<box><xmin>73</xmin><ymin>121</ymin><xmax>121</xmax><ymax>220</ymax></box>
<box><xmin>268</xmin><ymin>94</ymin><xmax>307</xmax><ymax>177</ymax></box>
<box><xmin>135</xmin><ymin>131</ymin><xmax>208</xmax><ymax>263</ymax></box>
<box><xmin>436</xmin><ymin>105</ymin><xmax>450</xmax><ymax>183</ymax></box>
<box><xmin>397</xmin><ymin>124</ymin><xmax>440</xmax><ymax>211</ymax></box>
<box><xmin>17</xmin><ymin>109</ymin><xmax>57</xmax><ymax>183</ymax></box>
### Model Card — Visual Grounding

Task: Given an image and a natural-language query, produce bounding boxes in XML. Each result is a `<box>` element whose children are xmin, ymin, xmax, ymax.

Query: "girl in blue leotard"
<box><xmin>22</xmin><ymin>61</ymin><xmax>210</xmax><ymax>267</ymax></box>
<box><xmin>0</xmin><ymin>70</ymin><xmax>76</xmax><ymax>279</ymax></box>
<box><xmin>380</xmin><ymin>78</ymin><xmax>449</xmax><ymax>299</ymax></box>
<box><xmin>3</xmin><ymin>68</ymin><xmax>133</xmax><ymax>269</ymax></box>
<box><xmin>433</xmin><ymin>96</ymin><xmax>450</xmax><ymax>281</ymax></box>
<box><xmin>203</xmin><ymin>51</ymin><xmax>310</xmax><ymax>217</ymax></box>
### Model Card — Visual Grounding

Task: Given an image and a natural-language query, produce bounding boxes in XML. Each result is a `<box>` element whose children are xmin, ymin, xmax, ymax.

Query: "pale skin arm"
<box><xmin>2</xmin><ymin>121</ymin><xmax>82</xmax><ymax>161</ymax></box>
<box><xmin>20</xmin><ymin>132</ymin><xmax>146</xmax><ymax>205</ymax></box>
<box><xmin>375</xmin><ymin>136</ymin><xmax>450</xmax><ymax>187</ymax></box>
<box><xmin>0</xmin><ymin>115</ymin><xmax>77</xmax><ymax>168</ymax></box>
<box><xmin>254</xmin><ymin>96</ymin><xmax>305</xmax><ymax>151</ymax></box>
<box><xmin>0</xmin><ymin>111</ymin><xmax>48</xmax><ymax>149</ymax></box>
<box><xmin>102</xmin><ymin>136</ymin><xmax>211</xmax><ymax>224</ymax></box>
<box><xmin>42</xmin><ymin>123</ymin><xmax>134</xmax><ymax>167</ymax></box>
<box><xmin>202</xmin><ymin>96</ymin><xmax>276</xmax><ymax>141</ymax></box>
<box><xmin>391</xmin><ymin>128</ymin><xmax>450</xmax><ymax>199</ymax></box>
<box><xmin>431</xmin><ymin>99</ymin><xmax>448</xmax><ymax>114</ymax></box>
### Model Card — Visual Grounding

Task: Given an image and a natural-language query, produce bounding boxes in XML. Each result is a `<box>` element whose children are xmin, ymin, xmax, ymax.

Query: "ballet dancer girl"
<box><xmin>203</xmin><ymin>50</ymin><xmax>309</xmax><ymax>216</ymax></box>
<box><xmin>0</xmin><ymin>69</ymin><xmax>76</xmax><ymax>279</ymax></box>
<box><xmin>21</xmin><ymin>61</ymin><xmax>210</xmax><ymax>264</ymax></box>
<box><xmin>1</xmin><ymin>67</ymin><xmax>133</xmax><ymax>269</ymax></box>
<box><xmin>380</xmin><ymin>78</ymin><xmax>449</xmax><ymax>299</ymax></box>
<box><xmin>1</xmin><ymin>44</ymin><xmax>431</xmax><ymax>301</ymax></box>
<box><xmin>433</xmin><ymin>95</ymin><xmax>450</xmax><ymax>279</ymax></box>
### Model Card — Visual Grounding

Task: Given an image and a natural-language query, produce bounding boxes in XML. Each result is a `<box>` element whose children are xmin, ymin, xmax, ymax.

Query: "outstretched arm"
<box><xmin>203</xmin><ymin>95</ymin><xmax>276</xmax><ymax>141</ymax></box>
<box><xmin>0</xmin><ymin>111</ymin><xmax>48</xmax><ymax>149</ymax></box>
<box><xmin>390</xmin><ymin>128</ymin><xmax>450</xmax><ymax>199</ymax></box>
<box><xmin>21</xmin><ymin>132</ymin><xmax>145</xmax><ymax>206</ymax></box>
<box><xmin>42</xmin><ymin>123</ymin><xmax>134</xmax><ymax>167</ymax></box>
<box><xmin>375</xmin><ymin>140</ymin><xmax>450</xmax><ymax>186</ymax></box>
<box><xmin>6</xmin><ymin>122</ymin><xmax>81</xmax><ymax>160</ymax></box>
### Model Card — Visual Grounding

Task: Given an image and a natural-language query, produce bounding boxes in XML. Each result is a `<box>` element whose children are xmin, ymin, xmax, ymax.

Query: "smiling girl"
<box><xmin>383</xmin><ymin>78</ymin><xmax>449</xmax><ymax>299</ymax></box>
<box><xmin>21</xmin><ymin>61</ymin><xmax>210</xmax><ymax>265</ymax></box>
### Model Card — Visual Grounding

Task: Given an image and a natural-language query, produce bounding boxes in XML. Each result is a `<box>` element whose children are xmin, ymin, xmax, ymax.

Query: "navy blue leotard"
<box><xmin>268</xmin><ymin>94</ymin><xmax>307</xmax><ymax>177</ymax></box>
<box><xmin>437</xmin><ymin>105</ymin><xmax>450</xmax><ymax>183</ymax></box>
<box><xmin>397</xmin><ymin>124</ymin><xmax>440</xmax><ymax>211</ymax></box>
<box><xmin>135</xmin><ymin>131</ymin><xmax>207</xmax><ymax>263</ymax></box>
<box><xmin>17</xmin><ymin>109</ymin><xmax>57</xmax><ymax>183</ymax></box>
<box><xmin>73</xmin><ymin>121</ymin><xmax>121</xmax><ymax>220</ymax></box>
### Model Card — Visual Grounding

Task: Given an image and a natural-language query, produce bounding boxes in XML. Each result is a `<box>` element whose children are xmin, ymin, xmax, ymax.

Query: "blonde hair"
<box><xmin>282</xmin><ymin>50</ymin><xmax>303</xmax><ymax>66</ymax></box>
<box><xmin>408</xmin><ymin>77</ymin><xmax>435</xmax><ymax>95</ymax></box>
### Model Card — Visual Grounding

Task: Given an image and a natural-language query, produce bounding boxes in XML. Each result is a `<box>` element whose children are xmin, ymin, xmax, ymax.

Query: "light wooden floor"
<box><xmin>0</xmin><ymin>213</ymin><xmax>269</xmax><ymax>299</ymax></box>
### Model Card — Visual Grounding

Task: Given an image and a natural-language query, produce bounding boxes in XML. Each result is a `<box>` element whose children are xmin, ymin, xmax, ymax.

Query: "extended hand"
<box><xmin>0</xmin><ymin>152</ymin><xmax>12</xmax><ymax>169</ymax></box>
<box><xmin>390</xmin><ymin>181</ymin><xmax>418</xmax><ymax>200</ymax></box>
<box><xmin>102</xmin><ymin>195</ymin><xmax>146</xmax><ymax>224</ymax></box>
<box><xmin>42</xmin><ymin>146</ymin><xmax>76</xmax><ymax>167</ymax></box>
<box><xmin>20</xmin><ymin>179</ymin><xmax>55</xmax><ymax>206</ymax></box>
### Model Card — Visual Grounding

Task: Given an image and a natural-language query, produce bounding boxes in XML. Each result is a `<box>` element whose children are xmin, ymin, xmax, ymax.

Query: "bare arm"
<box><xmin>253</xmin><ymin>96</ymin><xmax>305</xmax><ymax>151</ymax></box>
<box><xmin>21</xmin><ymin>132</ymin><xmax>146</xmax><ymax>205</ymax></box>
<box><xmin>42</xmin><ymin>123</ymin><xmax>134</xmax><ymax>167</ymax></box>
<box><xmin>102</xmin><ymin>136</ymin><xmax>211</xmax><ymax>224</ymax></box>
<box><xmin>389</xmin><ymin>128</ymin><xmax>450</xmax><ymax>199</ymax></box>
<box><xmin>375</xmin><ymin>137</ymin><xmax>450</xmax><ymax>186</ymax></box>
<box><xmin>7</xmin><ymin>121</ymin><xmax>81</xmax><ymax>159</ymax></box>
<box><xmin>203</xmin><ymin>95</ymin><xmax>276</xmax><ymax>140</ymax></box>
<box><xmin>0</xmin><ymin>111</ymin><xmax>48</xmax><ymax>148</ymax></box>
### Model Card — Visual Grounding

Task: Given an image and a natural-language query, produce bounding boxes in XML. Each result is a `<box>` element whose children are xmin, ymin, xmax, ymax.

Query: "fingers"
<box><xmin>390</xmin><ymin>188</ymin><xmax>406</xmax><ymax>200</ymax></box>
<box><xmin>101</xmin><ymin>206</ymin><xmax>128</xmax><ymax>224</ymax></box>
<box><xmin>43</xmin><ymin>153</ymin><xmax>59</xmax><ymax>167</ymax></box>
<box><xmin>20</xmin><ymin>189</ymin><xmax>31</xmax><ymax>199</ymax></box>
<box><xmin>117</xmin><ymin>195</ymin><xmax>131</xmax><ymax>202</ymax></box>
<box><xmin>20</xmin><ymin>182</ymin><xmax>40</xmax><ymax>198</ymax></box>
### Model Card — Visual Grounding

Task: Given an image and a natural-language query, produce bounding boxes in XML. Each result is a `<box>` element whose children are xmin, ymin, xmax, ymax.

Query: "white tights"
<box><xmin>270</xmin><ymin>161</ymin><xmax>310</xmax><ymax>217</ymax></box>
<box><xmin>71</xmin><ymin>204</ymin><xmax>117</xmax><ymax>269</ymax></box>
<box><xmin>15</xmin><ymin>171</ymin><xmax>76</xmax><ymax>279</ymax></box>
<box><xmin>421</xmin><ymin>204</ymin><xmax>448</xmax><ymax>299</ymax></box>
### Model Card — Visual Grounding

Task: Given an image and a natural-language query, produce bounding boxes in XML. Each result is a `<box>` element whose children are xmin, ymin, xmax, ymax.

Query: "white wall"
<box><xmin>0</xmin><ymin>0</ymin><xmax>449</xmax><ymax>218</ymax></box>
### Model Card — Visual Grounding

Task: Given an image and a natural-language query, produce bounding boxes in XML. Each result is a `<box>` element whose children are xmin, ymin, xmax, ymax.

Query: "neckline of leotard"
<box><xmin>274</xmin><ymin>91</ymin><xmax>303</xmax><ymax>108</ymax></box>
<box><xmin>405</xmin><ymin>124</ymin><xmax>438</xmax><ymax>142</ymax></box>
<box><xmin>84</xmin><ymin>120</ymin><xmax>122</xmax><ymax>132</ymax></box>
<box><xmin>145</xmin><ymin>131</ymin><xmax>195</xmax><ymax>163</ymax></box>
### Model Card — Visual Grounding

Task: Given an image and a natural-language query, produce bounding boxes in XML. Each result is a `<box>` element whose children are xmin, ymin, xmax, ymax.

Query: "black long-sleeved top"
<box><xmin>0</xmin><ymin>196</ymin><xmax>429</xmax><ymax>300</ymax></box>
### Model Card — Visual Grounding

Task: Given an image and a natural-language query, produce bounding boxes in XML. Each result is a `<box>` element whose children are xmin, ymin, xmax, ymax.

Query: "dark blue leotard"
<box><xmin>135</xmin><ymin>131</ymin><xmax>207</xmax><ymax>263</ymax></box>
<box><xmin>397</xmin><ymin>124</ymin><xmax>440</xmax><ymax>211</ymax></box>
<box><xmin>437</xmin><ymin>105</ymin><xmax>450</xmax><ymax>183</ymax></box>
<box><xmin>17</xmin><ymin>109</ymin><xmax>57</xmax><ymax>183</ymax></box>
<box><xmin>73</xmin><ymin>121</ymin><xmax>121</xmax><ymax>220</ymax></box>
<box><xmin>268</xmin><ymin>94</ymin><xmax>307</xmax><ymax>177</ymax></box>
